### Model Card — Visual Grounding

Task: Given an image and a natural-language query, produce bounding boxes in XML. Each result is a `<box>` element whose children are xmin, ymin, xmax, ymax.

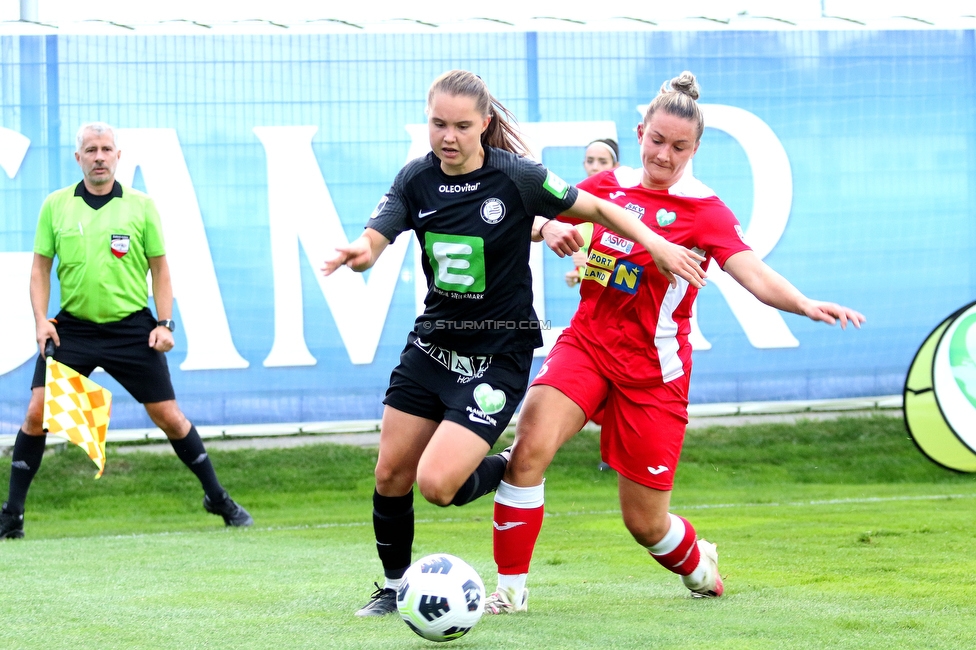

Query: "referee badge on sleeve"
<box><xmin>110</xmin><ymin>234</ymin><xmax>130</xmax><ymax>258</ymax></box>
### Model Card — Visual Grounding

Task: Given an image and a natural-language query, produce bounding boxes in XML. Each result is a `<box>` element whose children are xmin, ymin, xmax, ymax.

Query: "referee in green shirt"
<box><xmin>0</xmin><ymin>122</ymin><xmax>252</xmax><ymax>539</ymax></box>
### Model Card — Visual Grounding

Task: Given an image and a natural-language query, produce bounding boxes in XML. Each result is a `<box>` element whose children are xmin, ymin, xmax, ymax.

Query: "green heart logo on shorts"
<box><xmin>656</xmin><ymin>209</ymin><xmax>677</xmax><ymax>227</ymax></box>
<box><xmin>473</xmin><ymin>383</ymin><xmax>506</xmax><ymax>415</ymax></box>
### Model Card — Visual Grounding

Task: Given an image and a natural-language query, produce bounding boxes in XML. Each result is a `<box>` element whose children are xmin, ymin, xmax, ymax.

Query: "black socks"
<box><xmin>4</xmin><ymin>430</ymin><xmax>47</xmax><ymax>514</ymax></box>
<box><xmin>451</xmin><ymin>452</ymin><xmax>508</xmax><ymax>506</ymax></box>
<box><xmin>169</xmin><ymin>425</ymin><xmax>225</xmax><ymax>501</ymax></box>
<box><xmin>373</xmin><ymin>489</ymin><xmax>414</xmax><ymax>580</ymax></box>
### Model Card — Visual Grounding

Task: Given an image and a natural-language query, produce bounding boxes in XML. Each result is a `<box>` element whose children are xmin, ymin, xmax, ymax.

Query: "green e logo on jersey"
<box><xmin>424</xmin><ymin>232</ymin><xmax>486</xmax><ymax>293</ymax></box>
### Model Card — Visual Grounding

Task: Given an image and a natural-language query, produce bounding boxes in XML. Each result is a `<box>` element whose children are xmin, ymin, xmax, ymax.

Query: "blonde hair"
<box><xmin>427</xmin><ymin>70</ymin><xmax>529</xmax><ymax>156</ymax></box>
<box><xmin>643</xmin><ymin>71</ymin><xmax>704</xmax><ymax>142</ymax></box>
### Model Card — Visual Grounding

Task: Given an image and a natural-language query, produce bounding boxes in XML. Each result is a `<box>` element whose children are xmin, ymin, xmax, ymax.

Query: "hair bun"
<box><xmin>661</xmin><ymin>71</ymin><xmax>700</xmax><ymax>100</ymax></box>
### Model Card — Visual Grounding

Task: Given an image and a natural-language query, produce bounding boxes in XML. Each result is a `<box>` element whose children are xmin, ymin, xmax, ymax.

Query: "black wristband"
<box><xmin>157</xmin><ymin>319</ymin><xmax>176</xmax><ymax>332</ymax></box>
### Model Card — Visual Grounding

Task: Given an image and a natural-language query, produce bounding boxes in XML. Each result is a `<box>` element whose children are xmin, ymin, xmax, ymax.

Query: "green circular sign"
<box><xmin>903</xmin><ymin>301</ymin><xmax>976</xmax><ymax>472</ymax></box>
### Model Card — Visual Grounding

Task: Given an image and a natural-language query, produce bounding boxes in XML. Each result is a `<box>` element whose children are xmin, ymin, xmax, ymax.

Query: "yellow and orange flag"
<box><xmin>43</xmin><ymin>356</ymin><xmax>112</xmax><ymax>478</ymax></box>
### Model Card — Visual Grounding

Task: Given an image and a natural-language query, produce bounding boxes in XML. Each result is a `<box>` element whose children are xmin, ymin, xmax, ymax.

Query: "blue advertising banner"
<box><xmin>1</xmin><ymin>28</ymin><xmax>973</xmax><ymax>432</ymax></box>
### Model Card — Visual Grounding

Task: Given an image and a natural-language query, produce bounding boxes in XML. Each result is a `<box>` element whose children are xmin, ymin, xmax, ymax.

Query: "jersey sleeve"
<box><xmin>513</xmin><ymin>156</ymin><xmax>579</xmax><ymax>219</ymax></box>
<box><xmin>697</xmin><ymin>198</ymin><xmax>752</xmax><ymax>268</ymax></box>
<box><xmin>554</xmin><ymin>173</ymin><xmax>606</xmax><ymax>227</ymax></box>
<box><xmin>33</xmin><ymin>195</ymin><xmax>56</xmax><ymax>258</ymax></box>
<box><xmin>143</xmin><ymin>196</ymin><xmax>166</xmax><ymax>257</ymax></box>
<box><xmin>365</xmin><ymin>161</ymin><xmax>417</xmax><ymax>242</ymax></box>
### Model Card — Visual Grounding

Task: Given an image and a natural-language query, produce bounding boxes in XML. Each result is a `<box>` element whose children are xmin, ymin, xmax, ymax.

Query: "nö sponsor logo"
<box><xmin>610</xmin><ymin>260</ymin><xmax>642</xmax><ymax>295</ymax></box>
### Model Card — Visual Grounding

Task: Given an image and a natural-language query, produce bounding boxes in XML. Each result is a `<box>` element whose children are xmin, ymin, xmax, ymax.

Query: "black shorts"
<box><xmin>384</xmin><ymin>332</ymin><xmax>533</xmax><ymax>446</ymax></box>
<box><xmin>32</xmin><ymin>308</ymin><xmax>176</xmax><ymax>404</ymax></box>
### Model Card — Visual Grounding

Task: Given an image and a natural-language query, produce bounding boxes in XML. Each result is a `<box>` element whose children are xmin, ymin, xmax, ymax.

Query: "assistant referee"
<box><xmin>0</xmin><ymin>122</ymin><xmax>252</xmax><ymax>539</ymax></box>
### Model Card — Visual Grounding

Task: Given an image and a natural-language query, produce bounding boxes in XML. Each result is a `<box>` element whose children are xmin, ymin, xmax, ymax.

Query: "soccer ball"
<box><xmin>397</xmin><ymin>553</ymin><xmax>485</xmax><ymax>642</ymax></box>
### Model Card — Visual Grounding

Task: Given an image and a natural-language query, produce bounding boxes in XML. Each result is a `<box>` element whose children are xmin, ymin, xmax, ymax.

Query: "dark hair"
<box><xmin>427</xmin><ymin>70</ymin><xmax>529</xmax><ymax>156</ymax></box>
<box><xmin>587</xmin><ymin>138</ymin><xmax>619</xmax><ymax>163</ymax></box>
<box><xmin>643</xmin><ymin>71</ymin><xmax>705</xmax><ymax>142</ymax></box>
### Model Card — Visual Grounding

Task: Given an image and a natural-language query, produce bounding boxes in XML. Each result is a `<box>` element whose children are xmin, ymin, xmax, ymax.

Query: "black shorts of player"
<box><xmin>32</xmin><ymin>308</ymin><xmax>176</xmax><ymax>403</ymax></box>
<box><xmin>384</xmin><ymin>331</ymin><xmax>533</xmax><ymax>447</ymax></box>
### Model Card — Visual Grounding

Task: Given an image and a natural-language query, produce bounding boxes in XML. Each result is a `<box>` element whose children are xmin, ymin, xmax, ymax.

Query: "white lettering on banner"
<box><xmin>0</xmin><ymin>253</ymin><xmax>35</xmax><ymax>375</ymax></box>
<box><xmin>636</xmin><ymin>103</ymin><xmax>799</xmax><ymax>350</ymax></box>
<box><xmin>115</xmin><ymin>128</ymin><xmax>250</xmax><ymax>370</ymax></box>
<box><xmin>0</xmin><ymin>128</ymin><xmax>34</xmax><ymax>375</ymax></box>
<box><xmin>517</xmin><ymin>121</ymin><xmax>620</xmax><ymax>166</ymax></box>
<box><xmin>0</xmin><ymin>127</ymin><xmax>30</xmax><ymax>180</ymax></box>
<box><xmin>697</xmin><ymin>104</ymin><xmax>798</xmax><ymax>349</ymax></box>
<box><xmin>0</xmin><ymin>111</ymin><xmax>796</xmax><ymax>377</ymax></box>
<box><xmin>404</xmin><ymin>125</ymin><xmax>431</xmax><ymax>334</ymax></box>
<box><xmin>254</xmin><ymin>126</ymin><xmax>410</xmax><ymax>366</ymax></box>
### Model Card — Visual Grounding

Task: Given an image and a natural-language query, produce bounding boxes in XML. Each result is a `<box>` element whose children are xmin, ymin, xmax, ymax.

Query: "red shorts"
<box><xmin>531</xmin><ymin>330</ymin><xmax>689</xmax><ymax>490</ymax></box>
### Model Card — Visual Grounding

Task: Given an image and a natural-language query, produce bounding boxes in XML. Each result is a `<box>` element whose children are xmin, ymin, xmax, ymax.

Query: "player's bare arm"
<box><xmin>322</xmin><ymin>228</ymin><xmax>390</xmax><ymax>275</ymax></box>
<box><xmin>723</xmin><ymin>250</ymin><xmax>865</xmax><ymax>329</ymax></box>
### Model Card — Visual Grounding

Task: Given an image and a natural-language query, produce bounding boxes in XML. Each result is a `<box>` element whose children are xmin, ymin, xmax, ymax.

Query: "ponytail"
<box><xmin>428</xmin><ymin>70</ymin><xmax>529</xmax><ymax>156</ymax></box>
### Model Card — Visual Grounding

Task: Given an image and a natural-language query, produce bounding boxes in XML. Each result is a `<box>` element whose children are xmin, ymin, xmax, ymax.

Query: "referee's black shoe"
<box><xmin>203</xmin><ymin>492</ymin><xmax>254</xmax><ymax>527</ymax></box>
<box><xmin>0</xmin><ymin>503</ymin><xmax>25</xmax><ymax>539</ymax></box>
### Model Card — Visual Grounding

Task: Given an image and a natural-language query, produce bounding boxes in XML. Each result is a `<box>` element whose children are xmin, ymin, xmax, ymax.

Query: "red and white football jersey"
<box><xmin>563</xmin><ymin>167</ymin><xmax>751</xmax><ymax>386</ymax></box>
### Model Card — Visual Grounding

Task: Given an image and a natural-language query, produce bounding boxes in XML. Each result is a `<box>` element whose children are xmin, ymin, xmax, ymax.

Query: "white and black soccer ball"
<box><xmin>397</xmin><ymin>553</ymin><xmax>485</xmax><ymax>642</ymax></box>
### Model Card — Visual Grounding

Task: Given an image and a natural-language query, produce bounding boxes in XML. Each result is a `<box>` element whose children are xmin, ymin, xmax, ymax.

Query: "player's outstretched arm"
<box><xmin>723</xmin><ymin>250</ymin><xmax>865</xmax><ymax>329</ymax></box>
<box><xmin>563</xmin><ymin>190</ymin><xmax>706</xmax><ymax>288</ymax></box>
<box><xmin>321</xmin><ymin>228</ymin><xmax>390</xmax><ymax>275</ymax></box>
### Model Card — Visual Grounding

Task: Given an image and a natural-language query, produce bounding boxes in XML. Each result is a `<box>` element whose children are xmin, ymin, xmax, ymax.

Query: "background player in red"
<box><xmin>321</xmin><ymin>70</ymin><xmax>707</xmax><ymax>617</ymax></box>
<box><xmin>564</xmin><ymin>138</ymin><xmax>621</xmax><ymax>289</ymax></box>
<box><xmin>485</xmin><ymin>71</ymin><xmax>866</xmax><ymax>612</ymax></box>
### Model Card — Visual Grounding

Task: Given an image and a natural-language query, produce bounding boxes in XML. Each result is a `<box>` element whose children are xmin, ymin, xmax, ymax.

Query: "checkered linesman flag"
<box><xmin>43</xmin><ymin>356</ymin><xmax>112</xmax><ymax>478</ymax></box>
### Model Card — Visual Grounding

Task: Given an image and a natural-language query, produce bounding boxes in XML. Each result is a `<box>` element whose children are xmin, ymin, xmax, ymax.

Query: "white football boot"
<box><xmin>484</xmin><ymin>586</ymin><xmax>529</xmax><ymax>614</ymax></box>
<box><xmin>681</xmin><ymin>539</ymin><xmax>724</xmax><ymax>598</ymax></box>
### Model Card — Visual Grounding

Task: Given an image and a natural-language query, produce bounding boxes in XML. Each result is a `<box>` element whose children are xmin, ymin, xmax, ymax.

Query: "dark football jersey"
<box><xmin>368</xmin><ymin>146</ymin><xmax>579</xmax><ymax>354</ymax></box>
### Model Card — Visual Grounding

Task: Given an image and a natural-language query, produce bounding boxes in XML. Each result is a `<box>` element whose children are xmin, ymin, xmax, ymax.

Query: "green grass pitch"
<box><xmin>1</xmin><ymin>414</ymin><xmax>974</xmax><ymax>649</ymax></box>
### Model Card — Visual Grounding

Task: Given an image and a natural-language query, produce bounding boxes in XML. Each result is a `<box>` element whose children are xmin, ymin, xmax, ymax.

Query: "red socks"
<box><xmin>493</xmin><ymin>484</ymin><xmax>703</xmax><ymax>581</ymax></box>
<box><xmin>493</xmin><ymin>481</ymin><xmax>545</xmax><ymax>575</ymax></box>
<box><xmin>648</xmin><ymin>514</ymin><xmax>701</xmax><ymax>576</ymax></box>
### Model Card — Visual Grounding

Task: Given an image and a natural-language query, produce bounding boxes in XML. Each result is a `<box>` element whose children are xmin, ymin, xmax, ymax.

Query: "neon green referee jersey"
<box><xmin>33</xmin><ymin>182</ymin><xmax>166</xmax><ymax>324</ymax></box>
